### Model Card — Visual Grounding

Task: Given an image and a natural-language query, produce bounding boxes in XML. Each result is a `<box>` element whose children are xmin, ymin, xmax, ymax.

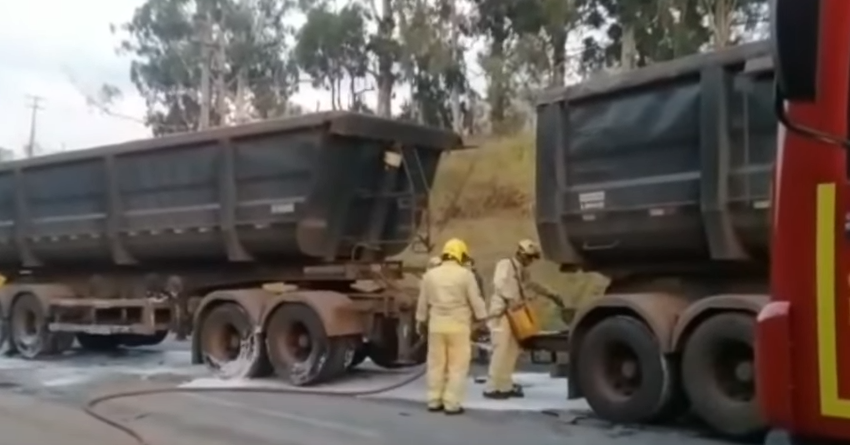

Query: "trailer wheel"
<box><xmin>682</xmin><ymin>313</ymin><xmax>765</xmax><ymax>438</ymax></box>
<box><xmin>0</xmin><ymin>307</ymin><xmax>8</xmax><ymax>354</ymax></box>
<box><xmin>76</xmin><ymin>333</ymin><xmax>120</xmax><ymax>351</ymax></box>
<box><xmin>265</xmin><ymin>303</ymin><xmax>353</xmax><ymax>386</ymax></box>
<box><xmin>367</xmin><ymin>317</ymin><xmax>426</xmax><ymax>368</ymax></box>
<box><xmin>576</xmin><ymin>315</ymin><xmax>675</xmax><ymax>424</ymax></box>
<box><xmin>199</xmin><ymin>303</ymin><xmax>268</xmax><ymax>379</ymax></box>
<box><xmin>347</xmin><ymin>342</ymin><xmax>369</xmax><ymax>370</ymax></box>
<box><xmin>10</xmin><ymin>293</ymin><xmax>56</xmax><ymax>359</ymax></box>
<box><xmin>51</xmin><ymin>333</ymin><xmax>75</xmax><ymax>354</ymax></box>
<box><xmin>118</xmin><ymin>330</ymin><xmax>169</xmax><ymax>347</ymax></box>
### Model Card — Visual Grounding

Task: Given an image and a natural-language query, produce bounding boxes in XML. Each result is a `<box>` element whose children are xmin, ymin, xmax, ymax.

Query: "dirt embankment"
<box><xmin>400</xmin><ymin>133</ymin><xmax>608</xmax><ymax>329</ymax></box>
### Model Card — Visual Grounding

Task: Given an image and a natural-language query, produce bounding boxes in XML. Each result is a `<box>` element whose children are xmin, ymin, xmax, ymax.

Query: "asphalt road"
<box><xmin>0</xmin><ymin>339</ymin><xmax>737</xmax><ymax>445</ymax></box>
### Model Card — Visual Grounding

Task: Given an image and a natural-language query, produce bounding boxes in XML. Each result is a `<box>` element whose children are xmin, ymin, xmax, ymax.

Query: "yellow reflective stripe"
<box><xmin>816</xmin><ymin>182</ymin><xmax>850</xmax><ymax>417</ymax></box>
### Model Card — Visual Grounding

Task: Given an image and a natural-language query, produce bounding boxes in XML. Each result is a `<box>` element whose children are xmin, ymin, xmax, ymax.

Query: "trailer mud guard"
<box><xmin>0</xmin><ymin>283</ymin><xmax>76</xmax><ymax>317</ymax></box>
<box><xmin>191</xmin><ymin>288</ymin><xmax>364</xmax><ymax>364</ymax></box>
<box><xmin>671</xmin><ymin>294</ymin><xmax>769</xmax><ymax>352</ymax></box>
<box><xmin>567</xmin><ymin>293</ymin><xmax>689</xmax><ymax>398</ymax></box>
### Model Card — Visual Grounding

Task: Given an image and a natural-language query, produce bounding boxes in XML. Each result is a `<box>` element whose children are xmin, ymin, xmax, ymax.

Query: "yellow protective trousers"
<box><xmin>426</xmin><ymin>330</ymin><xmax>472</xmax><ymax>410</ymax></box>
<box><xmin>485</xmin><ymin>316</ymin><xmax>521</xmax><ymax>392</ymax></box>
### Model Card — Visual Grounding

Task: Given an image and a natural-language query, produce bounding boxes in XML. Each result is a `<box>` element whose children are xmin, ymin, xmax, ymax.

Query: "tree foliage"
<box><xmin>104</xmin><ymin>0</ymin><xmax>769</xmax><ymax>136</ymax></box>
<box><xmin>114</xmin><ymin>0</ymin><xmax>298</xmax><ymax>135</ymax></box>
<box><xmin>295</xmin><ymin>4</ymin><xmax>369</xmax><ymax>111</ymax></box>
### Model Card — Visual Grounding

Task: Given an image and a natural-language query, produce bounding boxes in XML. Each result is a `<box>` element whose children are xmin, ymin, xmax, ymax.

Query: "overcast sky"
<box><xmin>0</xmin><ymin>0</ymin><xmax>336</xmax><ymax>157</ymax></box>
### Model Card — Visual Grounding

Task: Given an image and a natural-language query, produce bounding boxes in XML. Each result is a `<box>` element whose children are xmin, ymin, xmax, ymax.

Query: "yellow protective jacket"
<box><xmin>488</xmin><ymin>258</ymin><xmax>530</xmax><ymax>320</ymax></box>
<box><xmin>416</xmin><ymin>261</ymin><xmax>488</xmax><ymax>333</ymax></box>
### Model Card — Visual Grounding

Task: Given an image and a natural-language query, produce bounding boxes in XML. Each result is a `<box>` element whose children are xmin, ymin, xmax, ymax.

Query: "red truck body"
<box><xmin>757</xmin><ymin>0</ymin><xmax>850</xmax><ymax>442</ymax></box>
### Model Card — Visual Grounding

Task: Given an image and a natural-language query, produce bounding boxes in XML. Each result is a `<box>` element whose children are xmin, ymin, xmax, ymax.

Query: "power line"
<box><xmin>25</xmin><ymin>95</ymin><xmax>44</xmax><ymax>159</ymax></box>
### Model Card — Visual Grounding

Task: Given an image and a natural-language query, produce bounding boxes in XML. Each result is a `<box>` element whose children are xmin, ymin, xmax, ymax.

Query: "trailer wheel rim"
<box><xmin>205</xmin><ymin>322</ymin><xmax>242</xmax><ymax>362</ymax></box>
<box><xmin>199</xmin><ymin>304</ymin><xmax>262</xmax><ymax>379</ymax></box>
<box><xmin>596</xmin><ymin>340</ymin><xmax>642</xmax><ymax>400</ymax></box>
<box><xmin>711</xmin><ymin>339</ymin><xmax>755</xmax><ymax>401</ymax></box>
<box><xmin>10</xmin><ymin>295</ymin><xmax>49</xmax><ymax>358</ymax></box>
<box><xmin>13</xmin><ymin>308</ymin><xmax>40</xmax><ymax>347</ymax></box>
<box><xmin>281</xmin><ymin>321</ymin><xmax>313</xmax><ymax>362</ymax></box>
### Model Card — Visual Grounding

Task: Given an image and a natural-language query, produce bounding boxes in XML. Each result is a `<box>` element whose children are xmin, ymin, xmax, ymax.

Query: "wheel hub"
<box><xmin>601</xmin><ymin>341</ymin><xmax>642</xmax><ymax>397</ymax></box>
<box><xmin>14</xmin><ymin>309</ymin><xmax>40</xmax><ymax>347</ymax></box>
<box><xmin>621</xmin><ymin>360</ymin><xmax>638</xmax><ymax>379</ymax></box>
<box><xmin>297</xmin><ymin>334</ymin><xmax>310</xmax><ymax>349</ymax></box>
<box><xmin>713</xmin><ymin>340</ymin><xmax>755</xmax><ymax>401</ymax></box>
<box><xmin>283</xmin><ymin>322</ymin><xmax>313</xmax><ymax>361</ymax></box>
<box><xmin>735</xmin><ymin>360</ymin><xmax>754</xmax><ymax>382</ymax></box>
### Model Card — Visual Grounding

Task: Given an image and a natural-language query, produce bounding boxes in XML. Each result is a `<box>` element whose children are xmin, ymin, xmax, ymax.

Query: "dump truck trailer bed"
<box><xmin>530</xmin><ymin>41</ymin><xmax>775</xmax><ymax>439</ymax></box>
<box><xmin>0</xmin><ymin>112</ymin><xmax>460</xmax><ymax>386</ymax></box>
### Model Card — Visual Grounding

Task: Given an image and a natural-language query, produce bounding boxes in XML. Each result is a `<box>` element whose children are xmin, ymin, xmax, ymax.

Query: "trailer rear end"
<box><xmin>0</xmin><ymin>111</ymin><xmax>460</xmax><ymax>385</ymax></box>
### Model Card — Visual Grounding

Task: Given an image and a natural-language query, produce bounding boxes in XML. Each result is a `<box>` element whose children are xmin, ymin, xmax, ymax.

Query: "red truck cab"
<box><xmin>758</xmin><ymin>0</ymin><xmax>850</xmax><ymax>442</ymax></box>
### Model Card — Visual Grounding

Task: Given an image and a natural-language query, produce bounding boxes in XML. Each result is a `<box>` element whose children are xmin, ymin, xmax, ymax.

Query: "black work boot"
<box><xmin>427</xmin><ymin>402</ymin><xmax>443</xmax><ymax>412</ymax></box>
<box><xmin>508</xmin><ymin>384</ymin><xmax>525</xmax><ymax>398</ymax></box>
<box><xmin>444</xmin><ymin>406</ymin><xmax>465</xmax><ymax>415</ymax></box>
<box><xmin>482</xmin><ymin>390</ymin><xmax>511</xmax><ymax>399</ymax></box>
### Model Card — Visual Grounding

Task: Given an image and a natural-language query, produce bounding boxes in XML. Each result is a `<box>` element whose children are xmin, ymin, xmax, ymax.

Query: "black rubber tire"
<box><xmin>347</xmin><ymin>341</ymin><xmax>369</xmax><ymax>370</ymax></box>
<box><xmin>51</xmin><ymin>333</ymin><xmax>75</xmax><ymax>353</ymax></box>
<box><xmin>367</xmin><ymin>317</ymin><xmax>426</xmax><ymax>368</ymax></box>
<box><xmin>76</xmin><ymin>333</ymin><xmax>121</xmax><ymax>351</ymax></box>
<box><xmin>265</xmin><ymin>303</ymin><xmax>353</xmax><ymax>386</ymax></box>
<box><xmin>576</xmin><ymin>315</ymin><xmax>675</xmax><ymax>424</ymax></box>
<box><xmin>118</xmin><ymin>330</ymin><xmax>169</xmax><ymax>347</ymax></box>
<box><xmin>9</xmin><ymin>293</ymin><xmax>56</xmax><ymax>359</ymax></box>
<box><xmin>0</xmin><ymin>306</ymin><xmax>8</xmax><ymax>355</ymax></box>
<box><xmin>682</xmin><ymin>313</ymin><xmax>765</xmax><ymax>438</ymax></box>
<box><xmin>198</xmin><ymin>303</ymin><xmax>268</xmax><ymax>379</ymax></box>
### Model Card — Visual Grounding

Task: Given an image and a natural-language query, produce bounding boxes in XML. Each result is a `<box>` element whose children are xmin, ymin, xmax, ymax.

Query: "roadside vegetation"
<box><xmin>401</xmin><ymin>132</ymin><xmax>608</xmax><ymax>330</ymax></box>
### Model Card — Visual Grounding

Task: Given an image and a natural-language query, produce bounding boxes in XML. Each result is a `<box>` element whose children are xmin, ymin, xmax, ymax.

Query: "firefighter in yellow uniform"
<box><xmin>416</xmin><ymin>238</ymin><xmax>488</xmax><ymax>414</ymax></box>
<box><xmin>483</xmin><ymin>239</ymin><xmax>559</xmax><ymax>399</ymax></box>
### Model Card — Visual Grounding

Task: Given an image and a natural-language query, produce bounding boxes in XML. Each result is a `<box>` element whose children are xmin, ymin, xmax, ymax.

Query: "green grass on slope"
<box><xmin>398</xmin><ymin>133</ymin><xmax>609</xmax><ymax>330</ymax></box>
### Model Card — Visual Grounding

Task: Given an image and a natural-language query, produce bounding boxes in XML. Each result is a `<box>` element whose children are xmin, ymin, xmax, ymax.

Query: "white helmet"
<box><xmin>517</xmin><ymin>239</ymin><xmax>541</xmax><ymax>259</ymax></box>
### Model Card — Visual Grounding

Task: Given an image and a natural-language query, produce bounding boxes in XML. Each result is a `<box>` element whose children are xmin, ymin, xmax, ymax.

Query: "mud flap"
<box><xmin>756</xmin><ymin>301</ymin><xmax>794</xmax><ymax>428</ymax></box>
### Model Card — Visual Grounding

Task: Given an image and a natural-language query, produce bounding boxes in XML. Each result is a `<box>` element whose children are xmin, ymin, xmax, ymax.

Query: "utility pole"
<box><xmin>25</xmin><ymin>95</ymin><xmax>44</xmax><ymax>158</ymax></box>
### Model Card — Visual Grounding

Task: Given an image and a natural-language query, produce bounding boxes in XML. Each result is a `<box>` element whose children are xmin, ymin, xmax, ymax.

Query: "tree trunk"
<box><xmin>213</xmin><ymin>24</ymin><xmax>227</xmax><ymax>126</ymax></box>
<box><xmin>550</xmin><ymin>28</ymin><xmax>567</xmax><ymax>87</ymax></box>
<box><xmin>620</xmin><ymin>24</ymin><xmax>637</xmax><ymax>71</ymax></box>
<box><xmin>448</xmin><ymin>2</ymin><xmax>462</xmax><ymax>133</ymax></box>
<box><xmin>198</xmin><ymin>10</ymin><xmax>213</xmax><ymax>130</ymax></box>
<box><xmin>234</xmin><ymin>69</ymin><xmax>248</xmax><ymax>124</ymax></box>
<box><xmin>349</xmin><ymin>77</ymin><xmax>356</xmax><ymax>109</ymax></box>
<box><xmin>711</xmin><ymin>0</ymin><xmax>735</xmax><ymax>48</ymax></box>
<box><xmin>376</xmin><ymin>0</ymin><xmax>394</xmax><ymax>117</ymax></box>
<box><xmin>487</xmin><ymin>33</ymin><xmax>507</xmax><ymax>125</ymax></box>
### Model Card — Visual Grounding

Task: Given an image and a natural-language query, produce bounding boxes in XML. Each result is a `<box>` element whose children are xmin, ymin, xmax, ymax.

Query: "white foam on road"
<box><xmin>180</xmin><ymin>369</ymin><xmax>587</xmax><ymax>413</ymax></box>
<box><xmin>0</xmin><ymin>349</ymin><xmax>206</xmax><ymax>387</ymax></box>
<box><xmin>374</xmin><ymin>372</ymin><xmax>588</xmax><ymax>412</ymax></box>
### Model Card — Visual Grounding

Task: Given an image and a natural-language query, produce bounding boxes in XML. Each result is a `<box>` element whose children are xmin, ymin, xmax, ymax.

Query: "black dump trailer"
<box><xmin>0</xmin><ymin>111</ymin><xmax>460</xmax><ymax>385</ymax></box>
<box><xmin>530</xmin><ymin>42</ymin><xmax>776</xmax><ymax>437</ymax></box>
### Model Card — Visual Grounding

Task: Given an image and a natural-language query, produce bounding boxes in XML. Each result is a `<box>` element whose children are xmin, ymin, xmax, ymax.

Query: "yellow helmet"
<box><xmin>441</xmin><ymin>238</ymin><xmax>469</xmax><ymax>263</ymax></box>
<box><xmin>517</xmin><ymin>239</ymin><xmax>541</xmax><ymax>259</ymax></box>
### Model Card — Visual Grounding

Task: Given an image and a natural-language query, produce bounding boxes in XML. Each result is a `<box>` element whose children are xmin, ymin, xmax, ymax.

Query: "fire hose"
<box><xmin>85</xmin><ymin>339</ymin><xmax>432</xmax><ymax>445</ymax></box>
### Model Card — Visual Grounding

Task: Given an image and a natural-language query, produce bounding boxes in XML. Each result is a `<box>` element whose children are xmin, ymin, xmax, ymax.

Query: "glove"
<box><xmin>415</xmin><ymin>321</ymin><xmax>427</xmax><ymax>336</ymax></box>
<box><xmin>545</xmin><ymin>292</ymin><xmax>565</xmax><ymax>307</ymax></box>
<box><xmin>472</xmin><ymin>320</ymin><xmax>490</xmax><ymax>340</ymax></box>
